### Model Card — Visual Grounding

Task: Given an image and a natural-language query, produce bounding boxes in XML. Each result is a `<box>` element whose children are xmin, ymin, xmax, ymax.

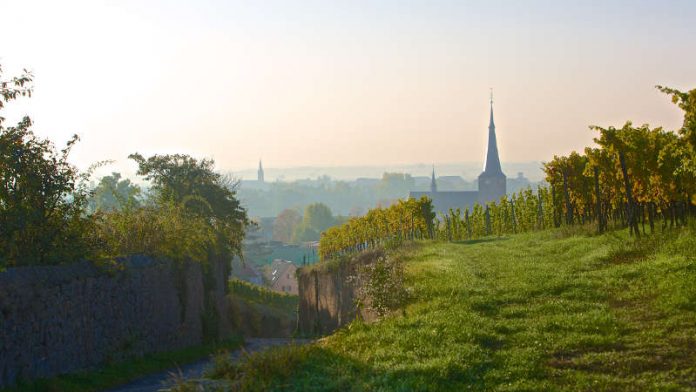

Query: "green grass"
<box><xmin>1</xmin><ymin>336</ymin><xmax>243</xmax><ymax>392</ymax></box>
<box><xmin>212</xmin><ymin>226</ymin><xmax>696</xmax><ymax>391</ymax></box>
<box><xmin>228</xmin><ymin>278</ymin><xmax>299</xmax><ymax>337</ymax></box>
<box><xmin>229</xmin><ymin>278</ymin><xmax>299</xmax><ymax>310</ymax></box>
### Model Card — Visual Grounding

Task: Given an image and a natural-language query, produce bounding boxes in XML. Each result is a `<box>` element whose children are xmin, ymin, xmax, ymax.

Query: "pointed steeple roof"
<box><xmin>483</xmin><ymin>92</ymin><xmax>503</xmax><ymax>175</ymax></box>
<box><xmin>430</xmin><ymin>165</ymin><xmax>437</xmax><ymax>193</ymax></box>
<box><xmin>257</xmin><ymin>159</ymin><xmax>265</xmax><ymax>183</ymax></box>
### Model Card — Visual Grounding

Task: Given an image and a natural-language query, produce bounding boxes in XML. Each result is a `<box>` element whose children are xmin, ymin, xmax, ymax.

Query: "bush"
<box><xmin>351</xmin><ymin>254</ymin><xmax>411</xmax><ymax>317</ymax></box>
<box><xmin>89</xmin><ymin>203</ymin><xmax>216</xmax><ymax>263</ymax></box>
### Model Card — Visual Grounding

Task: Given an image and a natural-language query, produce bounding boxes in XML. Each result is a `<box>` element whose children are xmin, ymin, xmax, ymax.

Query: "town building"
<box><xmin>409</xmin><ymin>96</ymin><xmax>507</xmax><ymax>214</ymax></box>
<box><xmin>264</xmin><ymin>259</ymin><xmax>298</xmax><ymax>295</ymax></box>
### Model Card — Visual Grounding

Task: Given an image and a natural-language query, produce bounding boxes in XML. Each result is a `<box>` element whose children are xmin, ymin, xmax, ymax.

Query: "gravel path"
<box><xmin>105</xmin><ymin>338</ymin><xmax>310</xmax><ymax>392</ymax></box>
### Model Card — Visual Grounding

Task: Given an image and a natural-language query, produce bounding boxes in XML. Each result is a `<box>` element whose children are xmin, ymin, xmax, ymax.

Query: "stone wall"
<box><xmin>0</xmin><ymin>256</ymin><xmax>232</xmax><ymax>388</ymax></box>
<box><xmin>297</xmin><ymin>251</ymin><xmax>380</xmax><ymax>335</ymax></box>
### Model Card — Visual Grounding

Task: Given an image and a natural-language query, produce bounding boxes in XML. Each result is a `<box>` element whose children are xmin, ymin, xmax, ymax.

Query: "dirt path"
<box><xmin>105</xmin><ymin>338</ymin><xmax>310</xmax><ymax>392</ymax></box>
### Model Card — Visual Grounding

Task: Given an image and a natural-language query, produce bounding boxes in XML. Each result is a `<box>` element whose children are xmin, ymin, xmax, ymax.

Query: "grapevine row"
<box><xmin>319</xmin><ymin>86</ymin><xmax>695</xmax><ymax>259</ymax></box>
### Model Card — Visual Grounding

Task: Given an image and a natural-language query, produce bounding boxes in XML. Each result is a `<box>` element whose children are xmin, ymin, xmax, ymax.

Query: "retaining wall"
<box><xmin>297</xmin><ymin>251</ymin><xmax>380</xmax><ymax>335</ymax></box>
<box><xmin>0</xmin><ymin>256</ymin><xmax>232</xmax><ymax>387</ymax></box>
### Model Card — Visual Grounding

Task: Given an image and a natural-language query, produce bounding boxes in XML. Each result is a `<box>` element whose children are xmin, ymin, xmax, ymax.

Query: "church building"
<box><xmin>409</xmin><ymin>97</ymin><xmax>507</xmax><ymax>214</ymax></box>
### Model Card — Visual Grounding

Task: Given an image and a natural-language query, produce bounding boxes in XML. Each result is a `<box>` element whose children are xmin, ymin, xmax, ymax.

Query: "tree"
<box><xmin>272</xmin><ymin>208</ymin><xmax>301</xmax><ymax>243</ymax></box>
<box><xmin>292</xmin><ymin>203</ymin><xmax>336</xmax><ymax>242</ymax></box>
<box><xmin>293</xmin><ymin>225</ymin><xmax>321</xmax><ymax>243</ymax></box>
<box><xmin>544</xmin><ymin>152</ymin><xmax>594</xmax><ymax>225</ymax></box>
<box><xmin>0</xmin><ymin>64</ymin><xmax>32</xmax><ymax>115</ymax></box>
<box><xmin>129</xmin><ymin>153</ymin><xmax>248</xmax><ymax>257</ymax></box>
<box><xmin>657</xmin><ymin>86</ymin><xmax>696</xmax><ymax>208</ymax></box>
<box><xmin>88</xmin><ymin>172</ymin><xmax>141</xmax><ymax>212</ymax></box>
<box><xmin>657</xmin><ymin>86</ymin><xmax>696</xmax><ymax>158</ymax></box>
<box><xmin>302</xmin><ymin>203</ymin><xmax>335</xmax><ymax>232</ymax></box>
<box><xmin>0</xmin><ymin>65</ymin><xmax>92</xmax><ymax>267</ymax></box>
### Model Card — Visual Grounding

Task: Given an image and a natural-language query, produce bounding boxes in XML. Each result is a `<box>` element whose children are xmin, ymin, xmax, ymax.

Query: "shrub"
<box><xmin>351</xmin><ymin>254</ymin><xmax>411</xmax><ymax>317</ymax></box>
<box><xmin>89</xmin><ymin>202</ymin><xmax>216</xmax><ymax>263</ymax></box>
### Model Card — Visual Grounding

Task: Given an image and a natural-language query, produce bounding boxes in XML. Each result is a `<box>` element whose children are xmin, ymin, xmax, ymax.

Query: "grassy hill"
<box><xmin>209</xmin><ymin>226</ymin><xmax>696</xmax><ymax>391</ymax></box>
<box><xmin>228</xmin><ymin>278</ymin><xmax>299</xmax><ymax>338</ymax></box>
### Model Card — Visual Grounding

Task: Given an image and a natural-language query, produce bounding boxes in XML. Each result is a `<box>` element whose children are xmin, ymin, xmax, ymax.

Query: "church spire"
<box><xmin>430</xmin><ymin>165</ymin><xmax>437</xmax><ymax>193</ymax></box>
<box><xmin>489</xmin><ymin>89</ymin><xmax>495</xmax><ymax>129</ymax></box>
<box><xmin>483</xmin><ymin>90</ymin><xmax>502</xmax><ymax>175</ymax></box>
<box><xmin>258</xmin><ymin>159</ymin><xmax>265</xmax><ymax>183</ymax></box>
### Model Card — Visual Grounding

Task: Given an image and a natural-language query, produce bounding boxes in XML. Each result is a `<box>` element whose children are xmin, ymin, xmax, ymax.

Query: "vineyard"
<box><xmin>319</xmin><ymin>197</ymin><xmax>436</xmax><ymax>259</ymax></box>
<box><xmin>320</xmin><ymin>86</ymin><xmax>696</xmax><ymax>259</ymax></box>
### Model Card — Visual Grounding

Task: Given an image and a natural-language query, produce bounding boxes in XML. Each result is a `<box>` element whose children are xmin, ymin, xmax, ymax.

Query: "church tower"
<box><xmin>478</xmin><ymin>92</ymin><xmax>506</xmax><ymax>204</ymax></box>
<box><xmin>258</xmin><ymin>160</ymin><xmax>265</xmax><ymax>183</ymax></box>
<box><xmin>430</xmin><ymin>165</ymin><xmax>437</xmax><ymax>193</ymax></box>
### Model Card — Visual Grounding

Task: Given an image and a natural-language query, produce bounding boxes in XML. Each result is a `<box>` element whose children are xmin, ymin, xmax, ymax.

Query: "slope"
<box><xmin>204</xmin><ymin>227</ymin><xmax>696</xmax><ymax>391</ymax></box>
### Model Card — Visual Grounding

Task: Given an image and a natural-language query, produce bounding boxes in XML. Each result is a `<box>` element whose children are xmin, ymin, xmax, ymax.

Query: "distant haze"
<box><xmin>233</xmin><ymin>162</ymin><xmax>545</xmax><ymax>183</ymax></box>
<box><xmin>2</xmin><ymin>0</ymin><xmax>694</xmax><ymax>179</ymax></box>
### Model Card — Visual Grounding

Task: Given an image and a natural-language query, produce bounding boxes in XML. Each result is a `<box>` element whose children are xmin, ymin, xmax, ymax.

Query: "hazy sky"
<box><xmin>2</xmin><ymin>0</ymin><xmax>695</xmax><ymax>179</ymax></box>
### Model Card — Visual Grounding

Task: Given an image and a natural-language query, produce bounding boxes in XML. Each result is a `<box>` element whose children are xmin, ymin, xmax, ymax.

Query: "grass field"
<box><xmin>212</xmin><ymin>226</ymin><xmax>696</xmax><ymax>391</ymax></box>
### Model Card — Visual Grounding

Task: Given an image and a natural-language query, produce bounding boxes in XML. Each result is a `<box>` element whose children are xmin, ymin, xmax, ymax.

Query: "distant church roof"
<box><xmin>482</xmin><ymin>93</ymin><xmax>504</xmax><ymax>176</ymax></box>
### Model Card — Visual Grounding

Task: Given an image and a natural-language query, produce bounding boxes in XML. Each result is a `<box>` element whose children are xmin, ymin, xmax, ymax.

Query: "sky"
<box><xmin>1</xmin><ymin>0</ymin><xmax>695</xmax><ymax>180</ymax></box>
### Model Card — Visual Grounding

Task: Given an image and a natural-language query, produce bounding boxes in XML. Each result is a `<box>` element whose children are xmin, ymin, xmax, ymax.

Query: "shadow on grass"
<box><xmin>451</xmin><ymin>237</ymin><xmax>510</xmax><ymax>245</ymax></box>
<box><xmin>204</xmin><ymin>343</ymin><xmax>497</xmax><ymax>392</ymax></box>
<box><xmin>1</xmin><ymin>336</ymin><xmax>244</xmax><ymax>392</ymax></box>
